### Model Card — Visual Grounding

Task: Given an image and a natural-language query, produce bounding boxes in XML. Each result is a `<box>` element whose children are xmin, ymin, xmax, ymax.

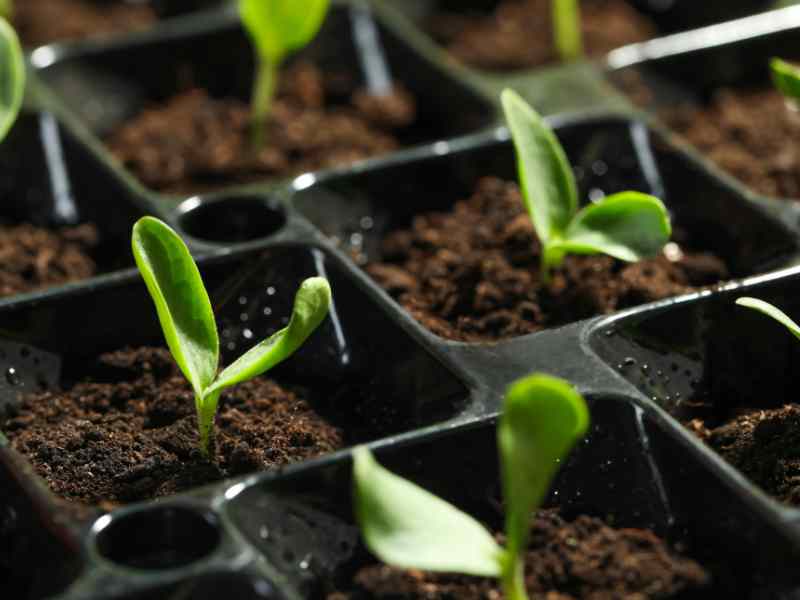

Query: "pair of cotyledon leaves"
<box><xmin>132</xmin><ymin>217</ymin><xmax>331</xmax><ymax>454</ymax></box>
<box><xmin>501</xmin><ymin>89</ymin><xmax>671</xmax><ymax>280</ymax></box>
<box><xmin>239</xmin><ymin>0</ymin><xmax>329</xmax><ymax>67</ymax></box>
<box><xmin>354</xmin><ymin>374</ymin><xmax>589</xmax><ymax>600</ymax></box>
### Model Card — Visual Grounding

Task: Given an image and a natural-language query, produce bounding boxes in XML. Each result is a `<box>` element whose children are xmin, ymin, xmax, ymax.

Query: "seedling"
<box><xmin>736</xmin><ymin>297</ymin><xmax>800</xmax><ymax>342</ymax></box>
<box><xmin>553</xmin><ymin>0</ymin><xmax>582</xmax><ymax>62</ymax></box>
<box><xmin>132</xmin><ymin>216</ymin><xmax>332</xmax><ymax>455</ymax></box>
<box><xmin>0</xmin><ymin>15</ymin><xmax>23</xmax><ymax>144</ymax></box>
<box><xmin>239</xmin><ymin>0</ymin><xmax>330</xmax><ymax>150</ymax></box>
<box><xmin>501</xmin><ymin>89</ymin><xmax>671</xmax><ymax>284</ymax></box>
<box><xmin>771</xmin><ymin>58</ymin><xmax>800</xmax><ymax>103</ymax></box>
<box><xmin>354</xmin><ymin>373</ymin><xmax>589</xmax><ymax>600</ymax></box>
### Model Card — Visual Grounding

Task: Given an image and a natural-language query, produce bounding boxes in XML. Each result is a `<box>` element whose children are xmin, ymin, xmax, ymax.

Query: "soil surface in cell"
<box><xmin>3</xmin><ymin>347</ymin><xmax>344</xmax><ymax>507</ymax></box>
<box><xmin>366</xmin><ymin>176</ymin><xmax>729</xmax><ymax>343</ymax></box>
<box><xmin>107</xmin><ymin>62</ymin><xmax>417</xmax><ymax>194</ymax></box>
<box><xmin>14</xmin><ymin>0</ymin><xmax>157</xmax><ymax>47</ymax></box>
<box><xmin>427</xmin><ymin>0</ymin><xmax>655</xmax><ymax>71</ymax></box>
<box><xmin>688</xmin><ymin>404</ymin><xmax>800</xmax><ymax>506</ymax></box>
<box><xmin>328</xmin><ymin>509</ymin><xmax>710</xmax><ymax>599</ymax></box>
<box><xmin>0</xmin><ymin>222</ymin><xmax>98</xmax><ymax>297</ymax></box>
<box><xmin>656</xmin><ymin>87</ymin><xmax>800</xmax><ymax>200</ymax></box>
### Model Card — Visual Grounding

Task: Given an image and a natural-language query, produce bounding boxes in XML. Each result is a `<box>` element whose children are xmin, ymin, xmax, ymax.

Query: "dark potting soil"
<box><xmin>328</xmin><ymin>509</ymin><xmax>710</xmax><ymax>599</ymax></box>
<box><xmin>658</xmin><ymin>87</ymin><xmax>800</xmax><ymax>200</ymax></box>
<box><xmin>366</xmin><ymin>177</ymin><xmax>729</xmax><ymax>343</ymax></box>
<box><xmin>687</xmin><ymin>404</ymin><xmax>800</xmax><ymax>506</ymax></box>
<box><xmin>107</xmin><ymin>62</ymin><xmax>417</xmax><ymax>194</ymax></box>
<box><xmin>2</xmin><ymin>347</ymin><xmax>344</xmax><ymax>507</ymax></box>
<box><xmin>13</xmin><ymin>0</ymin><xmax>157</xmax><ymax>47</ymax></box>
<box><xmin>0</xmin><ymin>222</ymin><xmax>98</xmax><ymax>297</ymax></box>
<box><xmin>427</xmin><ymin>0</ymin><xmax>655</xmax><ymax>71</ymax></box>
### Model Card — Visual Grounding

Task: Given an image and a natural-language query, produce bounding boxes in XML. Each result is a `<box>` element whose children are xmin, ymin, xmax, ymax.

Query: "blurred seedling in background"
<box><xmin>132</xmin><ymin>216</ymin><xmax>331</xmax><ymax>456</ymax></box>
<box><xmin>353</xmin><ymin>373</ymin><xmax>589</xmax><ymax>600</ymax></box>
<box><xmin>0</xmin><ymin>14</ymin><xmax>23</xmax><ymax>143</ymax></box>
<box><xmin>239</xmin><ymin>0</ymin><xmax>330</xmax><ymax>151</ymax></box>
<box><xmin>501</xmin><ymin>89</ymin><xmax>671</xmax><ymax>284</ymax></box>
<box><xmin>771</xmin><ymin>57</ymin><xmax>800</xmax><ymax>106</ymax></box>
<box><xmin>736</xmin><ymin>297</ymin><xmax>800</xmax><ymax>343</ymax></box>
<box><xmin>553</xmin><ymin>0</ymin><xmax>582</xmax><ymax>62</ymax></box>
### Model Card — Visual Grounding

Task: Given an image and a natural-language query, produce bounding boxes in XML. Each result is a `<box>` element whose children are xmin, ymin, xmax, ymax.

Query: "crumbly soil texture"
<box><xmin>688</xmin><ymin>404</ymin><xmax>800</xmax><ymax>506</ymax></box>
<box><xmin>14</xmin><ymin>0</ymin><xmax>157</xmax><ymax>47</ymax></box>
<box><xmin>659</xmin><ymin>87</ymin><xmax>800</xmax><ymax>200</ymax></box>
<box><xmin>328</xmin><ymin>509</ymin><xmax>710</xmax><ymax>599</ymax></box>
<box><xmin>107</xmin><ymin>62</ymin><xmax>417</xmax><ymax>194</ymax></box>
<box><xmin>427</xmin><ymin>0</ymin><xmax>655</xmax><ymax>71</ymax></box>
<box><xmin>3</xmin><ymin>347</ymin><xmax>344</xmax><ymax>507</ymax></box>
<box><xmin>0</xmin><ymin>222</ymin><xmax>99</xmax><ymax>298</ymax></box>
<box><xmin>366</xmin><ymin>177</ymin><xmax>729</xmax><ymax>343</ymax></box>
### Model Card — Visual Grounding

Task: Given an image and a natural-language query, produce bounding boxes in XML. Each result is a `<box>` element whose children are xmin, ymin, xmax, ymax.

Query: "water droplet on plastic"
<box><xmin>641</xmin><ymin>364</ymin><xmax>649</xmax><ymax>373</ymax></box>
<box><xmin>5</xmin><ymin>368</ymin><xmax>19</xmax><ymax>386</ymax></box>
<box><xmin>604</xmin><ymin>328</ymin><xmax>615</xmax><ymax>337</ymax></box>
<box><xmin>359</xmin><ymin>216</ymin><xmax>374</xmax><ymax>230</ymax></box>
<box><xmin>243</xmin><ymin>329</ymin><xmax>253</xmax><ymax>340</ymax></box>
<box><xmin>350</xmin><ymin>233</ymin><xmax>363</xmax><ymax>248</ymax></box>
<box><xmin>259</xmin><ymin>526</ymin><xmax>269</xmax><ymax>539</ymax></box>
<box><xmin>238</xmin><ymin>296</ymin><xmax>248</xmax><ymax>306</ymax></box>
<box><xmin>240</xmin><ymin>313</ymin><xmax>249</xmax><ymax>322</ymax></box>
<box><xmin>299</xmin><ymin>555</ymin><xmax>311</xmax><ymax>570</ymax></box>
<box><xmin>266</xmin><ymin>286</ymin><xmax>276</xmax><ymax>296</ymax></box>
<box><xmin>263</xmin><ymin>307</ymin><xmax>272</xmax><ymax>316</ymax></box>
<box><xmin>623</xmin><ymin>357</ymin><xmax>636</xmax><ymax>367</ymax></box>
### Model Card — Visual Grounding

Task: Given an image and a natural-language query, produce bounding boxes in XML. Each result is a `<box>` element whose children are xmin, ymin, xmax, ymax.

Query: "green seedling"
<box><xmin>353</xmin><ymin>373</ymin><xmax>590</xmax><ymax>600</ymax></box>
<box><xmin>132</xmin><ymin>216</ymin><xmax>332</xmax><ymax>455</ymax></box>
<box><xmin>736</xmin><ymin>297</ymin><xmax>800</xmax><ymax>341</ymax></box>
<box><xmin>501</xmin><ymin>89</ymin><xmax>671</xmax><ymax>284</ymax></box>
<box><xmin>771</xmin><ymin>57</ymin><xmax>800</xmax><ymax>103</ymax></box>
<box><xmin>0</xmin><ymin>1</ymin><xmax>11</xmax><ymax>19</ymax></box>
<box><xmin>239</xmin><ymin>0</ymin><xmax>330</xmax><ymax>150</ymax></box>
<box><xmin>0</xmin><ymin>15</ymin><xmax>23</xmax><ymax>144</ymax></box>
<box><xmin>553</xmin><ymin>0</ymin><xmax>582</xmax><ymax>62</ymax></box>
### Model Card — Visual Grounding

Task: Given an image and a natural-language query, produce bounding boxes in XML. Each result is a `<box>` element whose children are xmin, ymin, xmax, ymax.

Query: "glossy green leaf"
<box><xmin>0</xmin><ymin>17</ymin><xmax>24</xmax><ymax>144</ymax></box>
<box><xmin>353</xmin><ymin>446</ymin><xmax>503</xmax><ymax>576</ymax></box>
<box><xmin>553</xmin><ymin>191</ymin><xmax>671</xmax><ymax>261</ymax></box>
<box><xmin>239</xmin><ymin>0</ymin><xmax>330</xmax><ymax>64</ymax></box>
<box><xmin>771</xmin><ymin>57</ymin><xmax>800</xmax><ymax>101</ymax></box>
<box><xmin>207</xmin><ymin>277</ymin><xmax>331</xmax><ymax>395</ymax></box>
<box><xmin>736</xmin><ymin>297</ymin><xmax>800</xmax><ymax>342</ymax></box>
<box><xmin>552</xmin><ymin>0</ymin><xmax>582</xmax><ymax>61</ymax></box>
<box><xmin>132</xmin><ymin>217</ymin><xmax>219</xmax><ymax>398</ymax></box>
<box><xmin>501</xmin><ymin>89</ymin><xmax>577</xmax><ymax>244</ymax></box>
<box><xmin>499</xmin><ymin>374</ymin><xmax>589</xmax><ymax>561</ymax></box>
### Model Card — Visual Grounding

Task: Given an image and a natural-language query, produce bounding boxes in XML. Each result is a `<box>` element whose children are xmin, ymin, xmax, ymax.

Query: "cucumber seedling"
<box><xmin>0</xmin><ymin>14</ymin><xmax>23</xmax><ymax>143</ymax></box>
<box><xmin>553</xmin><ymin>0</ymin><xmax>582</xmax><ymax>62</ymax></box>
<box><xmin>132</xmin><ymin>216</ymin><xmax>332</xmax><ymax>455</ymax></box>
<box><xmin>354</xmin><ymin>373</ymin><xmax>589</xmax><ymax>600</ymax></box>
<box><xmin>239</xmin><ymin>0</ymin><xmax>330</xmax><ymax>150</ymax></box>
<box><xmin>771</xmin><ymin>57</ymin><xmax>800</xmax><ymax>103</ymax></box>
<box><xmin>501</xmin><ymin>89</ymin><xmax>671</xmax><ymax>284</ymax></box>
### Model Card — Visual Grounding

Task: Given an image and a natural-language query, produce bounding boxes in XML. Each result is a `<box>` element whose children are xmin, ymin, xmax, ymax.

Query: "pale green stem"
<box><xmin>552</xmin><ymin>0</ymin><xmax>582</xmax><ymax>62</ymax></box>
<box><xmin>540</xmin><ymin>244</ymin><xmax>564</xmax><ymax>286</ymax></box>
<box><xmin>501</xmin><ymin>552</ymin><xmax>529</xmax><ymax>600</ymax></box>
<box><xmin>250</xmin><ymin>57</ymin><xmax>278</xmax><ymax>152</ymax></box>
<box><xmin>196</xmin><ymin>389</ymin><xmax>221</xmax><ymax>457</ymax></box>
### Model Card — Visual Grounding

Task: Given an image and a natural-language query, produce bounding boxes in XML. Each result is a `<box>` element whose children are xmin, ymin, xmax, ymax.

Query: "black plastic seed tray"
<box><xmin>4</xmin><ymin>1</ymin><xmax>800</xmax><ymax>598</ymax></box>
